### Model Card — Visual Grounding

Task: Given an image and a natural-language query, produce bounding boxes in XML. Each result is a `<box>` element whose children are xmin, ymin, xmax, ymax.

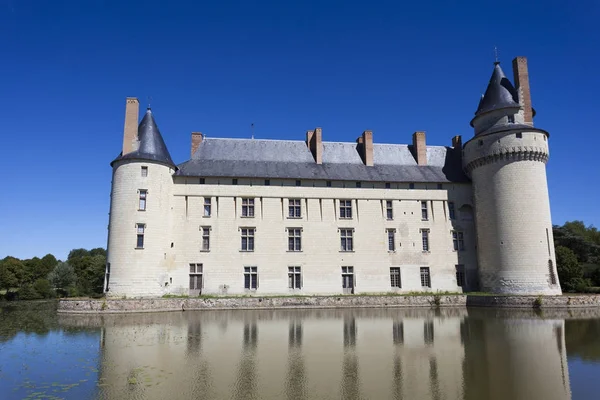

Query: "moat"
<box><xmin>1</xmin><ymin>301</ymin><xmax>600</xmax><ymax>399</ymax></box>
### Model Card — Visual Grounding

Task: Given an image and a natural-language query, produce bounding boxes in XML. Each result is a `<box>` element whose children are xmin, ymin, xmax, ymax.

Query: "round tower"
<box><xmin>463</xmin><ymin>58</ymin><xmax>561</xmax><ymax>295</ymax></box>
<box><xmin>105</xmin><ymin>99</ymin><xmax>176</xmax><ymax>298</ymax></box>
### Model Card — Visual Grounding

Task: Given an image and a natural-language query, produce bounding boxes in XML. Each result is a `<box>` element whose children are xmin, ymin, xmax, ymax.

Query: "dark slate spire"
<box><xmin>114</xmin><ymin>108</ymin><xmax>175</xmax><ymax>168</ymax></box>
<box><xmin>474</xmin><ymin>62</ymin><xmax>520</xmax><ymax>116</ymax></box>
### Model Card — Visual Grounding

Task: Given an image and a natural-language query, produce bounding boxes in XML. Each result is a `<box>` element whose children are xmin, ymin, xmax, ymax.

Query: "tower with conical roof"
<box><xmin>105</xmin><ymin>98</ymin><xmax>177</xmax><ymax>297</ymax></box>
<box><xmin>463</xmin><ymin>58</ymin><xmax>562</xmax><ymax>294</ymax></box>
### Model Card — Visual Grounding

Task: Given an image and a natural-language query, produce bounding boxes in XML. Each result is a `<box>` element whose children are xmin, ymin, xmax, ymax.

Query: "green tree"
<box><xmin>0</xmin><ymin>258</ymin><xmax>19</xmax><ymax>293</ymax></box>
<box><xmin>0</xmin><ymin>257</ymin><xmax>26</xmax><ymax>290</ymax></box>
<box><xmin>68</xmin><ymin>249</ymin><xmax>89</xmax><ymax>261</ymax></box>
<box><xmin>48</xmin><ymin>262</ymin><xmax>77</xmax><ymax>296</ymax></box>
<box><xmin>32</xmin><ymin>279</ymin><xmax>53</xmax><ymax>298</ymax></box>
<box><xmin>556</xmin><ymin>245</ymin><xmax>588</xmax><ymax>292</ymax></box>
<box><xmin>70</xmin><ymin>255</ymin><xmax>105</xmax><ymax>296</ymax></box>
<box><xmin>39</xmin><ymin>254</ymin><xmax>58</xmax><ymax>277</ymax></box>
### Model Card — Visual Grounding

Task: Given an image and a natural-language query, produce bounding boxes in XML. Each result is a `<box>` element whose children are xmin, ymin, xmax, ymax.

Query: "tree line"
<box><xmin>554</xmin><ymin>221</ymin><xmax>600</xmax><ymax>292</ymax></box>
<box><xmin>0</xmin><ymin>248</ymin><xmax>106</xmax><ymax>300</ymax></box>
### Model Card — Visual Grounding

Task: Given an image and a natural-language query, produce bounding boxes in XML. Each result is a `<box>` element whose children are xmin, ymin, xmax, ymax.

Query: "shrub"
<box><xmin>19</xmin><ymin>284</ymin><xmax>42</xmax><ymax>300</ymax></box>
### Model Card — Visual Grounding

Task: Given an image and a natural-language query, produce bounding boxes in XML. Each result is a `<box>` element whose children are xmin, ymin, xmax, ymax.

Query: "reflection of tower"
<box><xmin>343</xmin><ymin>316</ymin><xmax>357</xmax><ymax>348</ymax></box>
<box><xmin>234</xmin><ymin>320</ymin><xmax>258</xmax><ymax>400</ymax></box>
<box><xmin>462</xmin><ymin>312</ymin><xmax>571</xmax><ymax>400</ymax></box>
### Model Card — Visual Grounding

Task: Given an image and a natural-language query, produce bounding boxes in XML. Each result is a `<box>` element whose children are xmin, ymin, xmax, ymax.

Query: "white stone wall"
<box><xmin>106</xmin><ymin>160</ymin><xmax>175</xmax><ymax>297</ymax></box>
<box><xmin>464</xmin><ymin>129</ymin><xmax>561</xmax><ymax>295</ymax></box>
<box><xmin>159</xmin><ymin>180</ymin><xmax>476</xmax><ymax>297</ymax></box>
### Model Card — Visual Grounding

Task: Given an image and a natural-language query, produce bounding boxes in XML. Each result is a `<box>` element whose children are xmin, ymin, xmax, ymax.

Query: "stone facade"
<box><xmin>105</xmin><ymin>55</ymin><xmax>562</xmax><ymax>298</ymax></box>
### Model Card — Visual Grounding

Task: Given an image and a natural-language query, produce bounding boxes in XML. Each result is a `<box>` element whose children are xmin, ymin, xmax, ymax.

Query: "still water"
<box><xmin>1</xmin><ymin>302</ymin><xmax>600</xmax><ymax>400</ymax></box>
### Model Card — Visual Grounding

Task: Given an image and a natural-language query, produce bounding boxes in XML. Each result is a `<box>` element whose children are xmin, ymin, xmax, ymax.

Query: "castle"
<box><xmin>105</xmin><ymin>56</ymin><xmax>562</xmax><ymax>298</ymax></box>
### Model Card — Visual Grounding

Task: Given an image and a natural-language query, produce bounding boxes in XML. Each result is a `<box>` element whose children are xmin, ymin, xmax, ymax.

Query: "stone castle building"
<box><xmin>105</xmin><ymin>56</ymin><xmax>562</xmax><ymax>298</ymax></box>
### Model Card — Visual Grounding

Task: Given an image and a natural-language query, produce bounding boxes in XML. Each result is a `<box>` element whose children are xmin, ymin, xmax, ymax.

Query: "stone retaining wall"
<box><xmin>58</xmin><ymin>295</ymin><xmax>465</xmax><ymax>314</ymax></box>
<box><xmin>57</xmin><ymin>294</ymin><xmax>600</xmax><ymax>314</ymax></box>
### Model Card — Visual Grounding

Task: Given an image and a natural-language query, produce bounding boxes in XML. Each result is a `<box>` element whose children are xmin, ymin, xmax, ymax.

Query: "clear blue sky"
<box><xmin>1</xmin><ymin>0</ymin><xmax>598</xmax><ymax>260</ymax></box>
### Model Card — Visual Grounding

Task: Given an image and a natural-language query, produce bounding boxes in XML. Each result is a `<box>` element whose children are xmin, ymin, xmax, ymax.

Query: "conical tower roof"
<box><xmin>114</xmin><ymin>108</ymin><xmax>175</xmax><ymax>168</ymax></box>
<box><xmin>474</xmin><ymin>62</ymin><xmax>520</xmax><ymax>116</ymax></box>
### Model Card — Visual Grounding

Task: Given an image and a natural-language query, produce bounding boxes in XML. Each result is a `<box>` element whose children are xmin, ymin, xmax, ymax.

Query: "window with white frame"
<box><xmin>390</xmin><ymin>267</ymin><xmax>401</xmax><ymax>288</ymax></box>
<box><xmin>189</xmin><ymin>263</ymin><xmax>203</xmax><ymax>291</ymax></box>
<box><xmin>339</xmin><ymin>200</ymin><xmax>352</xmax><ymax>219</ymax></box>
<box><xmin>242</xmin><ymin>198</ymin><xmax>255</xmax><ymax>217</ymax></box>
<box><xmin>138</xmin><ymin>190</ymin><xmax>147</xmax><ymax>211</ymax></box>
<box><xmin>244</xmin><ymin>266</ymin><xmax>258</xmax><ymax>289</ymax></box>
<box><xmin>386</xmin><ymin>200</ymin><xmax>393</xmax><ymax>220</ymax></box>
<box><xmin>421</xmin><ymin>229</ymin><xmax>430</xmax><ymax>252</ymax></box>
<box><xmin>452</xmin><ymin>231</ymin><xmax>465</xmax><ymax>251</ymax></box>
<box><xmin>201</xmin><ymin>226</ymin><xmax>210</xmax><ymax>251</ymax></box>
<box><xmin>448</xmin><ymin>202</ymin><xmax>456</xmax><ymax>220</ymax></box>
<box><xmin>421</xmin><ymin>201</ymin><xmax>428</xmax><ymax>220</ymax></box>
<box><xmin>387</xmin><ymin>229</ymin><xmax>396</xmax><ymax>251</ymax></box>
<box><xmin>288</xmin><ymin>199</ymin><xmax>301</xmax><ymax>218</ymax></box>
<box><xmin>204</xmin><ymin>197</ymin><xmax>211</xmax><ymax>217</ymax></box>
<box><xmin>141</xmin><ymin>166</ymin><xmax>148</xmax><ymax>177</ymax></box>
<box><xmin>240</xmin><ymin>228</ymin><xmax>255</xmax><ymax>251</ymax></box>
<box><xmin>288</xmin><ymin>228</ymin><xmax>302</xmax><ymax>251</ymax></box>
<box><xmin>420</xmin><ymin>267</ymin><xmax>431</xmax><ymax>287</ymax></box>
<box><xmin>136</xmin><ymin>223</ymin><xmax>145</xmax><ymax>249</ymax></box>
<box><xmin>288</xmin><ymin>266</ymin><xmax>302</xmax><ymax>289</ymax></box>
<box><xmin>340</xmin><ymin>229</ymin><xmax>354</xmax><ymax>251</ymax></box>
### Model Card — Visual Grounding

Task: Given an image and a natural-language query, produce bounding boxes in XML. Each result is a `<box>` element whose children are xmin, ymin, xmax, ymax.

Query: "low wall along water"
<box><xmin>57</xmin><ymin>294</ymin><xmax>600</xmax><ymax>314</ymax></box>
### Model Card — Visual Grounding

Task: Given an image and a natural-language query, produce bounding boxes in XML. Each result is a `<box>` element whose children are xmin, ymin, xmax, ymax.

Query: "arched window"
<box><xmin>459</xmin><ymin>204</ymin><xmax>474</xmax><ymax>221</ymax></box>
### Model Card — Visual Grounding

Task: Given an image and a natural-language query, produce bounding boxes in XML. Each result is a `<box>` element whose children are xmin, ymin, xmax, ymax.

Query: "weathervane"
<box><xmin>251</xmin><ymin>123</ymin><xmax>255</xmax><ymax>140</ymax></box>
<box><xmin>147</xmin><ymin>96</ymin><xmax>152</xmax><ymax>109</ymax></box>
<box><xmin>494</xmin><ymin>46</ymin><xmax>499</xmax><ymax>63</ymax></box>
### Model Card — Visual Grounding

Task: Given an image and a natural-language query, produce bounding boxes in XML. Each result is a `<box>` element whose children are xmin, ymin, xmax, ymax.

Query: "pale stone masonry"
<box><xmin>105</xmin><ymin>55</ymin><xmax>562</xmax><ymax>298</ymax></box>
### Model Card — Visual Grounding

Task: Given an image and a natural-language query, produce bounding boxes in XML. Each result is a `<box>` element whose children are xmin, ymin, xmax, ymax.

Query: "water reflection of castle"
<box><xmin>85</xmin><ymin>309</ymin><xmax>571</xmax><ymax>400</ymax></box>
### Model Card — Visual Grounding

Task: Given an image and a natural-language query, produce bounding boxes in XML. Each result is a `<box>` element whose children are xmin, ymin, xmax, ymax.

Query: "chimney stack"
<box><xmin>191</xmin><ymin>132</ymin><xmax>203</xmax><ymax>157</ymax></box>
<box><xmin>452</xmin><ymin>135</ymin><xmax>462</xmax><ymax>149</ymax></box>
<box><xmin>122</xmin><ymin>97</ymin><xmax>140</xmax><ymax>155</ymax></box>
<box><xmin>306</xmin><ymin>127</ymin><xmax>323</xmax><ymax>164</ymax></box>
<box><xmin>412</xmin><ymin>131</ymin><xmax>427</xmax><ymax>166</ymax></box>
<box><xmin>356</xmin><ymin>130</ymin><xmax>373</xmax><ymax>166</ymax></box>
<box><xmin>512</xmin><ymin>57</ymin><xmax>533</xmax><ymax>126</ymax></box>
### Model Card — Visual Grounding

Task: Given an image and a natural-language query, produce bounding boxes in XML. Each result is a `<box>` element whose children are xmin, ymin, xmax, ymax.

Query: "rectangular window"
<box><xmin>201</xmin><ymin>226</ymin><xmax>210</xmax><ymax>251</ymax></box>
<box><xmin>288</xmin><ymin>199</ymin><xmax>301</xmax><ymax>218</ymax></box>
<box><xmin>326</xmin><ymin>181</ymin><xmax>332</xmax><ymax>187</ymax></box>
<box><xmin>242</xmin><ymin>198</ymin><xmax>255</xmax><ymax>217</ymax></box>
<box><xmin>421</xmin><ymin>229</ymin><xmax>430</xmax><ymax>252</ymax></box>
<box><xmin>387</xmin><ymin>229</ymin><xmax>396</xmax><ymax>251</ymax></box>
<box><xmin>356</xmin><ymin>181</ymin><xmax>361</xmax><ymax>188</ymax></box>
<box><xmin>386</xmin><ymin>200</ymin><xmax>393</xmax><ymax>220</ymax></box>
<box><xmin>199</xmin><ymin>178</ymin><xmax>205</xmax><ymax>184</ymax></box>
<box><xmin>265</xmin><ymin>179</ymin><xmax>270</xmax><ymax>186</ymax></box>
<box><xmin>456</xmin><ymin>265</ymin><xmax>465</xmax><ymax>287</ymax></box>
<box><xmin>138</xmin><ymin>190</ymin><xmax>147</xmax><ymax>211</ymax></box>
<box><xmin>342</xmin><ymin>266</ymin><xmax>354</xmax><ymax>294</ymax></box>
<box><xmin>339</xmin><ymin>200</ymin><xmax>352</xmax><ymax>219</ymax></box>
<box><xmin>105</xmin><ymin>263</ymin><xmax>111</xmax><ymax>292</ymax></box>
<box><xmin>232</xmin><ymin>178</ymin><xmax>238</xmax><ymax>185</ymax></box>
<box><xmin>421</xmin><ymin>201</ymin><xmax>428</xmax><ymax>220</ymax></box>
<box><xmin>420</xmin><ymin>267</ymin><xmax>431</xmax><ymax>288</ymax></box>
<box><xmin>340</xmin><ymin>229</ymin><xmax>354</xmax><ymax>252</ymax></box>
<box><xmin>136</xmin><ymin>223</ymin><xmax>145</xmax><ymax>249</ymax></box>
<box><xmin>409</xmin><ymin>183</ymin><xmax>415</xmax><ymax>189</ymax></box>
<box><xmin>549</xmin><ymin>260</ymin><xmax>557</xmax><ymax>285</ymax></box>
<box><xmin>141</xmin><ymin>166</ymin><xmax>148</xmax><ymax>177</ymax></box>
<box><xmin>385</xmin><ymin>182</ymin><xmax>391</xmax><ymax>189</ymax></box>
<box><xmin>390</xmin><ymin>267</ymin><xmax>401</xmax><ymax>288</ymax></box>
<box><xmin>288</xmin><ymin>228</ymin><xmax>302</xmax><ymax>251</ymax></box>
<box><xmin>240</xmin><ymin>228</ymin><xmax>255</xmax><ymax>251</ymax></box>
<box><xmin>189</xmin><ymin>263</ymin><xmax>203</xmax><ymax>291</ymax></box>
<box><xmin>452</xmin><ymin>231</ymin><xmax>465</xmax><ymax>251</ymax></box>
<box><xmin>288</xmin><ymin>266</ymin><xmax>302</xmax><ymax>289</ymax></box>
<box><xmin>448</xmin><ymin>202</ymin><xmax>456</xmax><ymax>220</ymax></box>
<box><xmin>295</xmin><ymin>180</ymin><xmax>301</xmax><ymax>187</ymax></box>
<box><xmin>437</xmin><ymin>183</ymin><xmax>443</xmax><ymax>190</ymax></box>
<box><xmin>244</xmin><ymin>266</ymin><xmax>258</xmax><ymax>290</ymax></box>
<box><xmin>204</xmin><ymin>197</ymin><xmax>212</xmax><ymax>217</ymax></box>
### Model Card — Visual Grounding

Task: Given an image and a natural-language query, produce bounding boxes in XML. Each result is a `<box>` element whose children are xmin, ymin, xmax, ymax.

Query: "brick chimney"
<box><xmin>356</xmin><ymin>130</ymin><xmax>373</xmax><ymax>166</ymax></box>
<box><xmin>122</xmin><ymin>97</ymin><xmax>139</xmax><ymax>155</ymax></box>
<box><xmin>452</xmin><ymin>135</ymin><xmax>462</xmax><ymax>149</ymax></box>
<box><xmin>191</xmin><ymin>132</ymin><xmax>203</xmax><ymax>157</ymax></box>
<box><xmin>306</xmin><ymin>127</ymin><xmax>323</xmax><ymax>164</ymax></box>
<box><xmin>412</xmin><ymin>131</ymin><xmax>427</xmax><ymax>166</ymax></box>
<box><xmin>512</xmin><ymin>57</ymin><xmax>533</xmax><ymax>126</ymax></box>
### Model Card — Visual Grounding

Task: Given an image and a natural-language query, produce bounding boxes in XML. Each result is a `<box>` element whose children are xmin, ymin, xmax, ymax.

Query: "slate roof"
<box><xmin>474</xmin><ymin>62</ymin><xmax>520</xmax><ymax>117</ymax></box>
<box><xmin>175</xmin><ymin>138</ymin><xmax>468</xmax><ymax>183</ymax></box>
<box><xmin>112</xmin><ymin>108</ymin><xmax>175</xmax><ymax>168</ymax></box>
